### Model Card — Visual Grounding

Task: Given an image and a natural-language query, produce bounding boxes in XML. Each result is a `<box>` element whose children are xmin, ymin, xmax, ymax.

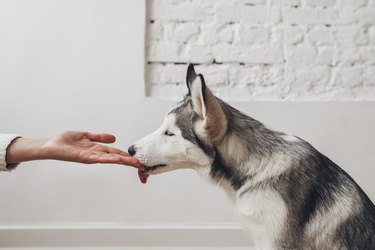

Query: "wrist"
<box><xmin>6</xmin><ymin>137</ymin><xmax>48</xmax><ymax>164</ymax></box>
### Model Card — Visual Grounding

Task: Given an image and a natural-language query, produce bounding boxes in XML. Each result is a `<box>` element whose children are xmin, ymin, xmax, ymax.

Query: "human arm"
<box><xmin>1</xmin><ymin>131</ymin><xmax>142</xmax><ymax>170</ymax></box>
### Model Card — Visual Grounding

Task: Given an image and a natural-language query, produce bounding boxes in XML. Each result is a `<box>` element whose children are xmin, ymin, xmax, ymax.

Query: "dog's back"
<box><xmin>277</xmin><ymin>146</ymin><xmax>375</xmax><ymax>249</ymax></box>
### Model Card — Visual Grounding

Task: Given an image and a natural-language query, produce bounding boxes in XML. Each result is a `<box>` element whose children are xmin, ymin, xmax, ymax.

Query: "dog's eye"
<box><xmin>164</xmin><ymin>130</ymin><xmax>175</xmax><ymax>136</ymax></box>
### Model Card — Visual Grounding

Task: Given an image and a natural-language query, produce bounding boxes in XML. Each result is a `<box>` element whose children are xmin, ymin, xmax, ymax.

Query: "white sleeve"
<box><xmin>0</xmin><ymin>134</ymin><xmax>21</xmax><ymax>171</ymax></box>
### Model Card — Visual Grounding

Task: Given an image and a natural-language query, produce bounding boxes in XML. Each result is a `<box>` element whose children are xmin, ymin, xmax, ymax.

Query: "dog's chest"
<box><xmin>234</xmin><ymin>189</ymin><xmax>287</xmax><ymax>249</ymax></box>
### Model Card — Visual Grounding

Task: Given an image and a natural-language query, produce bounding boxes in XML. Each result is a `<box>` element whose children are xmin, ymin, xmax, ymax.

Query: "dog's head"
<box><xmin>129</xmin><ymin>64</ymin><xmax>227</xmax><ymax>176</ymax></box>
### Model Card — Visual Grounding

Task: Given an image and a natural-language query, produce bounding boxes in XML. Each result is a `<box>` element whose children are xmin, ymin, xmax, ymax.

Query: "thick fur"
<box><xmin>130</xmin><ymin>64</ymin><xmax>375</xmax><ymax>250</ymax></box>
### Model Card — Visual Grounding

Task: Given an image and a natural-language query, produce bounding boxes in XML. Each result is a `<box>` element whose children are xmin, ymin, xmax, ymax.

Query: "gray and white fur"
<box><xmin>129</xmin><ymin>64</ymin><xmax>375</xmax><ymax>250</ymax></box>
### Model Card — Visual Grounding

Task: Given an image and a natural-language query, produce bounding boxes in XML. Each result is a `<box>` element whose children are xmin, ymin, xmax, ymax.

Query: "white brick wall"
<box><xmin>145</xmin><ymin>0</ymin><xmax>375</xmax><ymax>101</ymax></box>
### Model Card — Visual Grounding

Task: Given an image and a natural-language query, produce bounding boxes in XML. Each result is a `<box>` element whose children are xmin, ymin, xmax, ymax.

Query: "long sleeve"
<box><xmin>0</xmin><ymin>134</ymin><xmax>21</xmax><ymax>171</ymax></box>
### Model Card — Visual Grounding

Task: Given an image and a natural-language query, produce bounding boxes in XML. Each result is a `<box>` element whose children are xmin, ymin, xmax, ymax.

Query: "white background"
<box><xmin>0</xmin><ymin>0</ymin><xmax>374</xmax><ymax>233</ymax></box>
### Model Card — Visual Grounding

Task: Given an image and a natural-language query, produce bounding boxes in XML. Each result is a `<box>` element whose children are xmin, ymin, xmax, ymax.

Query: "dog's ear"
<box><xmin>186</xmin><ymin>64</ymin><xmax>206</xmax><ymax>119</ymax></box>
<box><xmin>186</xmin><ymin>63</ymin><xmax>197</xmax><ymax>95</ymax></box>
<box><xmin>186</xmin><ymin>64</ymin><xmax>227</xmax><ymax>143</ymax></box>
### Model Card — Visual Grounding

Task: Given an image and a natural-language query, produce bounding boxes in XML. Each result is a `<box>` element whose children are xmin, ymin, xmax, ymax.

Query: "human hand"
<box><xmin>6</xmin><ymin>131</ymin><xmax>143</xmax><ymax>168</ymax></box>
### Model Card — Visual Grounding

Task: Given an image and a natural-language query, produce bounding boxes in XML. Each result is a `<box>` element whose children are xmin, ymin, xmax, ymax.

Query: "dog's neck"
<box><xmin>204</xmin><ymin>104</ymin><xmax>289</xmax><ymax>196</ymax></box>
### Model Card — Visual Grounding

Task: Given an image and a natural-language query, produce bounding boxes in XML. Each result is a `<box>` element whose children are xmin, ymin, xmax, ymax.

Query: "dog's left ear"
<box><xmin>186</xmin><ymin>64</ymin><xmax>227</xmax><ymax>143</ymax></box>
<box><xmin>186</xmin><ymin>64</ymin><xmax>206</xmax><ymax>119</ymax></box>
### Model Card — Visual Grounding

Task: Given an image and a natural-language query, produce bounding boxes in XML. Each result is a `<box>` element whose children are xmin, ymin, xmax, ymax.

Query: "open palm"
<box><xmin>43</xmin><ymin>131</ymin><xmax>142</xmax><ymax>167</ymax></box>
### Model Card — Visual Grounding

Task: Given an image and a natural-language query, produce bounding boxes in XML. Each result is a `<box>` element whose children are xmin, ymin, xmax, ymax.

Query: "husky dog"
<box><xmin>129</xmin><ymin>64</ymin><xmax>375</xmax><ymax>249</ymax></box>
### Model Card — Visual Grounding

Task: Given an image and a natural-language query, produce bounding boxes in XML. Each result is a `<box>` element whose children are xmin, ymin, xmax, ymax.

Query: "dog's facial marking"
<box><xmin>171</xmin><ymin>97</ymin><xmax>215</xmax><ymax>158</ymax></box>
<box><xmin>131</xmin><ymin>107</ymin><xmax>213</xmax><ymax>176</ymax></box>
<box><xmin>132</xmin><ymin>114</ymin><xmax>178</xmax><ymax>167</ymax></box>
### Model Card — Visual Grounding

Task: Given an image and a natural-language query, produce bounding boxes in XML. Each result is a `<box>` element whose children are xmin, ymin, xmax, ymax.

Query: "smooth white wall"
<box><xmin>0</xmin><ymin>0</ymin><xmax>374</xmax><ymax>230</ymax></box>
<box><xmin>0</xmin><ymin>0</ymin><xmax>236</xmax><ymax>227</ymax></box>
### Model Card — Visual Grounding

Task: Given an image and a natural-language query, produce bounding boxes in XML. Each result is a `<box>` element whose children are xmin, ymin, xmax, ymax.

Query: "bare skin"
<box><xmin>5</xmin><ymin>131</ymin><xmax>142</xmax><ymax>168</ymax></box>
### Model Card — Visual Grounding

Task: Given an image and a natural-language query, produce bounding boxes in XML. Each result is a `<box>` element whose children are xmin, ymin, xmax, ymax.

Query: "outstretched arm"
<box><xmin>4</xmin><ymin>131</ymin><xmax>142</xmax><ymax>169</ymax></box>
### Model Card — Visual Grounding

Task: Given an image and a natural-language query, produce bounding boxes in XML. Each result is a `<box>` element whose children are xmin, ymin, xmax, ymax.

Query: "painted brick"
<box><xmin>232</xmin><ymin>0</ymin><xmax>267</xmax><ymax>5</ymax></box>
<box><xmin>186</xmin><ymin>44</ymin><xmax>215</xmax><ymax>64</ymax></box>
<box><xmin>147</xmin><ymin>42</ymin><xmax>182</xmax><ymax>63</ymax></box>
<box><xmin>216</xmin><ymin>4</ymin><xmax>281</xmax><ymax>24</ymax></box>
<box><xmin>196</xmin><ymin>64</ymin><xmax>230</xmax><ymax>86</ymax></box>
<box><xmin>336</xmin><ymin>48</ymin><xmax>361</xmax><ymax>66</ymax></box>
<box><xmin>148</xmin><ymin>42</ymin><xmax>214</xmax><ymax>64</ymax></box>
<box><xmin>229</xmin><ymin>66</ymin><xmax>266</xmax><ymax>86</ymax></box>
<box><xmin>355</xmin><ymin>8</ymin><xmax>375</xmax><ymax>25</ymax></box>
<box><xmin>235</xmin><ymin>25</ymin><xmax>270</xmax><ymax>45</ymax></box>
<box><xmin>316</xmin><ymin>47</ymin><xmax>335</xmax><ymax>66</ymax></box>
<box><xmin>335</xmin><ymin>67</ymin><xmax>364</xmax><ymax>88</ymax></box>
<box><xmin>369</xmin><ymin>26</ymin><xmax>375</xmax><ymax>45</ymax></box>
<box><xmin>334</xmin><ymin>26</ymin><xmax>365</xmax><ymax>48</ymax></box>
<box><xmin>285</xmin><ymin>45</ymin><xmax>317</xmax><ymax>65</ymax></box>
<box><xmin>161</xmin><ymin>64</ymin><xmax>186</xmax><ymax>84</ymax></box>
<box><xmin>146</xmin><ymin>64</ymin><xmax>164</xmax><ymax>85</ymax></box>
<box><xmin>214</xmin><ymin>45</ymin><xmax>283</xmax><ymax>64</ymax></box>
<box><xmin>335</xmin><ymin>9</ymin><xmax>355</xmax><ymax>24</ymax></box>
<box><xmin>147</xmin><ymin>21</ymin><xmax>163</xmax><ymax>42</ymax></box>
<box><xmin>285</xmin><ymin>26</ymin><xmax>305</xmax><ymax>45</ymax></box>
<box><xmin>340</xmin><ymin>0</ymin><xmax>368</xmax><ymax>8</ymax></box>
<box><xmin>271</xmin><ymin>0</ymin><xmax>301</xmax><ymax>7</ymax></box>
<box><xmin>270</xmin><ymin>27</ymin><xmax>284</xmax><ymax>47</ymax></box>
<box><xmin>164</xmin><ymin>22</ymin><xmax>200</xmax><ymax>43</ymax></box>
<box><xmin>357</xmin><ymin>28</ymin><xmax>369</xmax><ymax>46</ymax></box>
<box><xmin>201</xmin><ymin>22</ymin><xmax>235</xmax><ymax>45</ymax></box>
<box><xmin>146</xmin><ymin>0</ymin><xmax>375</xmax><ymax>101</ymax></box>
<box><xmin>307</xmin><ymin>27</ymin><xmax>334</xmax><ymax>46</ymax></box>
<box><xmin>364</xmin><ymin>66</ymin><xmax>375</xmax><ymax>86</ymax></box>
<box><xmin>286</xmin><ymin>66</ymin><xmax>331</xmax><ymax>98</ymax></box>
<box><xmin>306</xmin><ymin>0</ymin><xmax>336</xmax><ymax>8</ymax></box>
<box><xmin>359</xmin><ymin>48</ymin><xmax>375</xmax><ymax>65</ymax></box>
<box><xmin>284</xmin><ymin>9</ymin><xmax>338</xmax><ymax>25</ymax></box>
<box><xmin>149</xmin><ymin>1</ymin><xmax>213</xmax><ymax>21</ymax></box>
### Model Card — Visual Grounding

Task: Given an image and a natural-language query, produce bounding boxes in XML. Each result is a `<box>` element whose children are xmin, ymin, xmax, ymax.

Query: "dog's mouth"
<box><xmin>144</xmin><ymin>164</ymin><xmax>167</xmax><ymax>172</ymax></box>
<box><xmin>137</xmin><ymin>164</ymin><xmax>167</xmax><ymax>184</ymax></box>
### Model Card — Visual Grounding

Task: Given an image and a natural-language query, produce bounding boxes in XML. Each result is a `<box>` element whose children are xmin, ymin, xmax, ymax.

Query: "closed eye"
<box><xmin>164</xmin><ymin>130</ymin><xmax>175</xmax><ymax>136</ymax></box>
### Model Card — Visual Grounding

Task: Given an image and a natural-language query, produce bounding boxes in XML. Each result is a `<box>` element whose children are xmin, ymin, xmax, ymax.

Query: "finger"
<box><xmin>85</xmin><ymin>154</ymin><xmax>143</xmax><ymax>168</ymax></box>
<box><xmin>104</xmin><ymin>146</ymin><xmax>130</xmax><ymax>157</ymax></box>
<box><xmin>85</xmin><ymin>153</ymin><xmax>123</xmax><ymax>164</ymax></box>
<box><xmin>100</xmin><ymin>154</ymin><xmax>142</xmax><ymax>168</ymax></box>
<box><xmin>93</xmin><ymin>145</ymin><xmax>129</xmax><ymax>156</ymax></box>
<box><xmin>119</xmin><ymin>156</ymin><xmax>144</xmax><ymax>169</ymax></box>
<box><xmin>85</xmin><ymin>133</ymin><xmax>116</xmax><ymax>144</ymax></box>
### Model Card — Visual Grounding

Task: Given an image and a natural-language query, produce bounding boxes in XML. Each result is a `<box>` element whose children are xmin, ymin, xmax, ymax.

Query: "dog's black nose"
<box><xmin>128</xmin><ymin>145</ymin><xmax>136</xmax><ymax>156</ymax></box>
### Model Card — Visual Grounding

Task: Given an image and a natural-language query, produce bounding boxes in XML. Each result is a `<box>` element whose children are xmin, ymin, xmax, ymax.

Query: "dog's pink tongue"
<box><xmin>138</xmin><ymin>169</ymin><xmax>149</xmax><ymax>184</ymax></box>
